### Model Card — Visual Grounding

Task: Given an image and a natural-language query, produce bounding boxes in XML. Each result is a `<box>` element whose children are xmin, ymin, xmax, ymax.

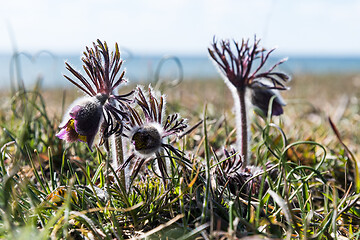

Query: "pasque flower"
<box><xmin>56</xmin><ymin>40</ymin><xmax>133</xmax><ymax>149</ymax></box>
<box><xmin>120</xmin><ymin>85</ymin><xmax>187</xmax><ymax>183</ymax></box>
<box><xmin>56</xmin><ymin>95</ymin><xmax>105</xmax><ymax>148</ymax></box>
<box><xmin>208</xmin><ymin>36</ymin><xmax>289</xmax><ymax>167</ymax></box>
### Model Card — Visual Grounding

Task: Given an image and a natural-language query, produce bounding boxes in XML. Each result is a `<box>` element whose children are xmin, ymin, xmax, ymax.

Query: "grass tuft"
<box><xmin>0</xmin><ymin>52</ymin><xmax>359</xmax><ymax>239</ymax></box>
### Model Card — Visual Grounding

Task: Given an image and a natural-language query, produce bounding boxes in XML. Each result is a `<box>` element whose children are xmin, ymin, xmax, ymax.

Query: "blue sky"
<box><xmin>1</xmin><ymin>0</ymin><xmax>360</xmax><ymax>56</ymax></box>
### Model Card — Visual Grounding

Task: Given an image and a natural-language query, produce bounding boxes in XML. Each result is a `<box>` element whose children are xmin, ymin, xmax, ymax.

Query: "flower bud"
<box><xmin>130</xmin><ymin>123</ymin><xmax>163</xmax><ymax>156</ymax></box>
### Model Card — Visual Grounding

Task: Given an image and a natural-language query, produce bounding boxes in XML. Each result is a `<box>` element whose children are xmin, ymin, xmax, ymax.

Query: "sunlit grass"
<box><xmin>0</xmin><ymin>69</ymin><xmax>359</xmax><ymax>239</ymax></box>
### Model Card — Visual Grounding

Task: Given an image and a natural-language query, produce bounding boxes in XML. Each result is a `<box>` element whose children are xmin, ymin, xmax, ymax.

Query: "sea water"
<box><xmin>0</xmin><ymin>53</ymin><xmax>360</xmax><ymax>89</ymax></box>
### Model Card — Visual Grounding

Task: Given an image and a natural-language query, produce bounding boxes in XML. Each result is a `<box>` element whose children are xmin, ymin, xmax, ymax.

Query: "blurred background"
<box><xmin>0</xmin><ymin>0</ymin><xmax>360</xmax><ymax>93</ymax></box>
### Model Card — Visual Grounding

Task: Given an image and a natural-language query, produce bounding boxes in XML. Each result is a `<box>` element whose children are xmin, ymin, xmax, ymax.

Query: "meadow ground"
<box><xmin>42</xmin><ymin>73</ymin><xmax>359</xmax><ymax>155</ymax></box>
<box><xmin>0</xmin><ymin>73</ymin><xmax>359</xmax><ymax>239</ymax></box>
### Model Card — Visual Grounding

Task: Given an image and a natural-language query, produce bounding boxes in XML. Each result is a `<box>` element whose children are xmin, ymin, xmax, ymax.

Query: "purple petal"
<box><xmin>85</xmin><ymin>133</ymin><xmax>96</xmax><ymax>150</ymax></box>
<box><xmin>58</xmin><ymin>97</ymin><xmax>104</xmax><ymax>150</ymax></box>
<box><xmin>56</xmin><ymin>120</ymin><xmax>81</xmax><ymax>143</ymax></box>
<box><xmin>250</xmin><ymin>87</ymin><xmax>286</xmax><ymax>116</ymax></box>
<box><xmin>271</xmin><ymin>101</ymin><xmax>284</xmax><ymax>116</ymax></box>
<box><xmin>69</xmin><ymin>105</ymin><xmax>82</xmax><ymax>118</ymax></box>
<box><xmin>73</xmin><ymin>101</ymin><xmax>102</xmax><ymax>137</ymax></box>
<box><xmin>55</xmin><ymin>128</ymin><xmax>68</xmax><ymax>140</ymax></box>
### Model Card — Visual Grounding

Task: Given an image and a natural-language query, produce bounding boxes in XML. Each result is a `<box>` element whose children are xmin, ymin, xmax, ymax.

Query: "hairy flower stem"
<box><xmin>111</xmin><ymin>134</ymin><xmax>126</xmax><ymax>187</ymax></box>
<box><xmin>236</xmin><ymin>88</ymin><xmax>248</xmax><ymax>168</ymax></box>
<box><xmin>209</xmin><ymin>37</ymin><xmax>289</xmax><ymax>169</ymax></box>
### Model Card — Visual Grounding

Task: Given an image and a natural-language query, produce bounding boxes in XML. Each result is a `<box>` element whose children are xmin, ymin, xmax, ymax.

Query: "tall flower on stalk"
<box><xmin>119</xmin><ymin>85</ymin><xmax>187</xmax><ymax>185</ymax></box>
<box><xmin>56</xmin><ymin>39</ymin><xmax>133</xmax><ymax>150</ymax></box>
<box><xmin>208</xmin><ymin>37</ymin><xmax>289</xmax><ymax>167</ymax></box>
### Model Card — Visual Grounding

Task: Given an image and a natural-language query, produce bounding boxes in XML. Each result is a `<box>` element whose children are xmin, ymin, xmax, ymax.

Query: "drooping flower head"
<box><xmin>56</xmin><ymin>39</ymin><xmax>133</xmax><ymax>149</ymax></box>
<box><xmin>250</xmin><ymin>81</ymin><xmax>287</xmax><ymax>117</ymax></box>
<box><xmin>56</xmin><ymin>96</ymin><xmax>104</xmax><ymax>148</ymax></box>
<box><xmin>208</xmin><ymin>36</ymin><xmax>290</xmax><ymax>115</ymax></box>
<box><xmin>120</xmin><ymin>85</ymin><xmax>187</xmax><ymax>183</ymax></box>
<box><xmin>208</xmin><ymin>37</ymin><xmax>290</xmax><ymax>167</ymax></box>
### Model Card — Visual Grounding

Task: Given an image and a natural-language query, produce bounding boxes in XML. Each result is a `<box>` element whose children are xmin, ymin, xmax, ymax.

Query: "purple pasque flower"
<box><xmin>120</xmin><ymin>85</ymin><xmax>187</xmax><ymax>183</ymax></box>
<box><xmin>56</xmin><ymin>96</ymin><xmax>104</xmax><ymax>149</ymax></box>
<box><xmin>208</xmin><ymin>36</ymin><xmax>290</xmax><ymax>167</ymax></box>
<box><xmin>57</xmin><ymin>39</ymin><xmax>133</xmax><ymax>149</ymax></box>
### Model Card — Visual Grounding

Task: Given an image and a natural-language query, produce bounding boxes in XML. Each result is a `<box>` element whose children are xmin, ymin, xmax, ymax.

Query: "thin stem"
<box><xmin>112</xmin><ymin>134</ymin><xmax>126</xmax><ymax>188</ymax></box>
<box><xmin>237</xmin><ymin>88</ymin><xmax>248</xmax><ymax>168</ymax></box>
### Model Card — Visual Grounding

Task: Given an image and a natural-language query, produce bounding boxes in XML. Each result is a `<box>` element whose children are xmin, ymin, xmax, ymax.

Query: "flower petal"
<box><xmin>69</xmin><ymin>105</ymin><xmax>82</xmax><ymax>119</ymax></box>
<box><xmin>85</xmin><ymin>133</ymin><xmax>96</xmax><ymax>150</ymax></box>
<box><xmin>55</xmin><ymin>128</ymin><xmax>68</xmax><ymax>140</ymax></box>
<box><xmin>250</xmin><ymin>87</ymin><xmax>286</xmax><ymax>117</ymax></box>
<box><xmin>58</xmin><ymin>97</ymin><xmax>104</xmax><ymax>150</ymax></box>
<box><xmin>73</xmin><ymin>101</ymin><xmax>103</xmax><ymax>137</ymax></box>
<box><xmin>56</xmin><ymin>119</ymin><xmax>83</xmax><ymax>143</ymax></box>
